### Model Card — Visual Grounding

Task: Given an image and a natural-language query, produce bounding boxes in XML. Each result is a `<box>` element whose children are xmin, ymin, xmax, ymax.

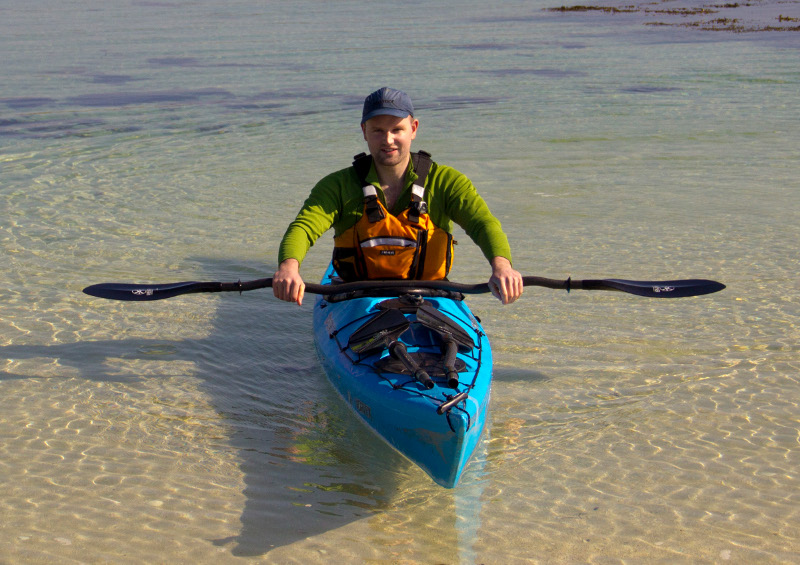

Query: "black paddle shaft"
<box><xmin>83</xmin><ymin>275</ymin><xmax>725</xmax><ymax>302</ymax></box>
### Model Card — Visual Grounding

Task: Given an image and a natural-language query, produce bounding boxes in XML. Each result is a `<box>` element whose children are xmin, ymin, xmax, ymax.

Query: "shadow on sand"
<box><xmin>1</xmin><ymin>259</ymin><xmax>502</xmax><ymax>558</ymax></box>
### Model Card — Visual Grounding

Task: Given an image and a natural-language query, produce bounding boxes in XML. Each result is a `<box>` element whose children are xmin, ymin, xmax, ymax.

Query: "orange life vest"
<box><xmin>332</xmin><ymin>151</ymin><xmax>454</xmax><ymax>281</ymax></box>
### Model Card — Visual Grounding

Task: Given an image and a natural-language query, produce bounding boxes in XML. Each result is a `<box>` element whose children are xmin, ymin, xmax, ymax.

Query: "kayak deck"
<box><xmin>313</xmin><ymin>266</ymin><xmax>492</xmax><ymax>488</ymax></box>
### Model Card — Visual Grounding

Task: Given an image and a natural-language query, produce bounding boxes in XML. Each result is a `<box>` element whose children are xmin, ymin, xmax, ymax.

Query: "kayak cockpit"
<box><xmin>319</xmin><ymin>292</ymin><xmax>484</xmax><ymax>413</ymax></box>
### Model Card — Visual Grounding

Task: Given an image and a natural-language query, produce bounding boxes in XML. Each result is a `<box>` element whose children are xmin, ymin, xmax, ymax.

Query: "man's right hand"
<box><xmin>272</xmin><ymin>259</ymin><xmax>305</xmax><ymax>305</ymax></box>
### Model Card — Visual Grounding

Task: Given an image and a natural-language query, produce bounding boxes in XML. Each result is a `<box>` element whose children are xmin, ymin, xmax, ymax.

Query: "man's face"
<box><xmin>361</xmin><ymin>114</ymin><xmax>418</xmax><ymax>169</ymax></box>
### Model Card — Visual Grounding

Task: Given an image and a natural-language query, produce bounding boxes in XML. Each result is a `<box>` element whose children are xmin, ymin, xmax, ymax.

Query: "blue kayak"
<box><xmin>312</xmin><ymin>264</ymin><xmax>493</xmax><ymax>488</ymax></box>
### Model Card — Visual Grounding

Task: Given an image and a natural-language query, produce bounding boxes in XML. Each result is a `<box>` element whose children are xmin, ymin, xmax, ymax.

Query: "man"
<box><xmin>273</xmin><ymin>87</ymin><xmax>523</xmax><ymax>306</ymax></box>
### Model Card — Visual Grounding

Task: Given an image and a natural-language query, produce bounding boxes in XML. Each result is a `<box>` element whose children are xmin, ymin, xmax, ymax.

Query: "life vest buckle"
<box><xmin>408</xmin><ymin>200</ymin><xmax>427</xmax><ymax>224</ymax></box>
<box><xmin>365</xmin><ymin>195</ymin><xmax>386</xmax><ymax>223</ymax></box>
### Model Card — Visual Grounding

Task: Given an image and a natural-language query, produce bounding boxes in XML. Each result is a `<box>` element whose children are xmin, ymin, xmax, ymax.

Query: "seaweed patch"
<box><xmin>548</xmin><ymin>5</ymin><xmax>638</xmax><ymax>12</ymax></box>
<box><xmin>547</xmin><ymin>0</ymin><xmax>800</xmax><ymax>32</ymax></box>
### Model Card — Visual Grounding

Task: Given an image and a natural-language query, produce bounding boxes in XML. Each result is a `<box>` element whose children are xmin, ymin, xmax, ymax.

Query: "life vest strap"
<box><xmin>366</xmin><ymin>201</ymin><xmax>385</xmax><ymax>222</ymax></box>
<box><xmin>409</xmin><ymin>150</ymin><xmax>431</xmax><ymax>223</ymax></box>
<box><xmin>352</xmin><ymin>150</ymin><xmax>433</xmax><ymax>223</ymax></box>
<box><xmin>364</xmin><ymin>192</ymin><xmax>385</xmax><ymax>222</ymax></box>
<box><xmin>410</xmin><ymin>150</ymin><xmax>432</xmax><ymax>192</ymax></box>
<box><xmin>352</xmin><ymin>152</ymin><xmax>371</xmax><ymax>185</ymax></box>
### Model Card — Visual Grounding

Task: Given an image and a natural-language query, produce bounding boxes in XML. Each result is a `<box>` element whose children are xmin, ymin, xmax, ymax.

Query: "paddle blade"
<box><xmin>83</xmin><ymin>281</ymin><xmax>218</xmax><ymax>301</ymax></box>
<box><xmin>584</xmin><ymin>279</ymin><xmax>726</xmax><ymax>298</ymax></box>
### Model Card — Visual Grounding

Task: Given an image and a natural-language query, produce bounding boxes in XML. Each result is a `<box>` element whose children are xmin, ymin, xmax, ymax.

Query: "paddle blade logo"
<box><xmin>652</xmin><ymin>286</ymin><xmax>676</xmax><ymax>293</ymax></box>
<box><xmin>132</xmin><ymin>289</ymin><xmax>154</xmax><ymax>296</ymax></box>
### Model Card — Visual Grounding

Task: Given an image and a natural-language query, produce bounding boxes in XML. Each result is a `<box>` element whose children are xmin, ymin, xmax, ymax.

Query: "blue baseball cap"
<box><xmin>361</xmin><ymin>87</ymin><xmax>414</xmax><ymax>124</ymax></box>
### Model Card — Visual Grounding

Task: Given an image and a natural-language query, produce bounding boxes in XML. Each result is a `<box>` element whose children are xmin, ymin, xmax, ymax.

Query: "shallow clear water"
<box><xmin>2</xmin><ymin>0</ymin><xmax>798</xmax><ymax>562</ymax></box>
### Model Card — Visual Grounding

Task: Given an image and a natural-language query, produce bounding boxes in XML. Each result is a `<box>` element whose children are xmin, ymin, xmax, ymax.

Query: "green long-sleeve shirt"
<box><xmin>278</xmin><ymin>155</ymin><xmax>512</xmax><ymax>267</ymax></box>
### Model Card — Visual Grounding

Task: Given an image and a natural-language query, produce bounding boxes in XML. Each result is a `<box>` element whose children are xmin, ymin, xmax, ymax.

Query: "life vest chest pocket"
<box><xmin>359</xmin><ymin>233</ymin><xmax>421</xmax><ymax>280</ymax></box>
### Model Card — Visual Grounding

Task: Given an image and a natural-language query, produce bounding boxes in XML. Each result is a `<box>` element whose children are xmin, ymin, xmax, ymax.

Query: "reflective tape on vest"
<box><xmin>360</xmin><ymin>237</ymin><xmax>417</xmax><ymax>248</ymax></box>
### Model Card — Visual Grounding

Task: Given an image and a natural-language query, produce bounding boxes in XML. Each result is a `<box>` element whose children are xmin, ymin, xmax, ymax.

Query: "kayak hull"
<box><xmin>312</xmin><ymin>265</ymin><xmax>492</xmax><ymax>488</ymax></box>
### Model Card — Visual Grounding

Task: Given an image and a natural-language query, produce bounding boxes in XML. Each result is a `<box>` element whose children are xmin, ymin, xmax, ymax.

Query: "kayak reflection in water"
<box><xmin>272</xmin><ymin>87</ymin><xmax>523</xmax><ymax>306</ymax></box>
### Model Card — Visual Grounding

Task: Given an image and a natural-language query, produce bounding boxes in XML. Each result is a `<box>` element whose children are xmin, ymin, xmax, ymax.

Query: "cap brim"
<box><xmin>361</xmin><ymin>108</ymin><xmax>412</xmax><ymax>124</ymax></box>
